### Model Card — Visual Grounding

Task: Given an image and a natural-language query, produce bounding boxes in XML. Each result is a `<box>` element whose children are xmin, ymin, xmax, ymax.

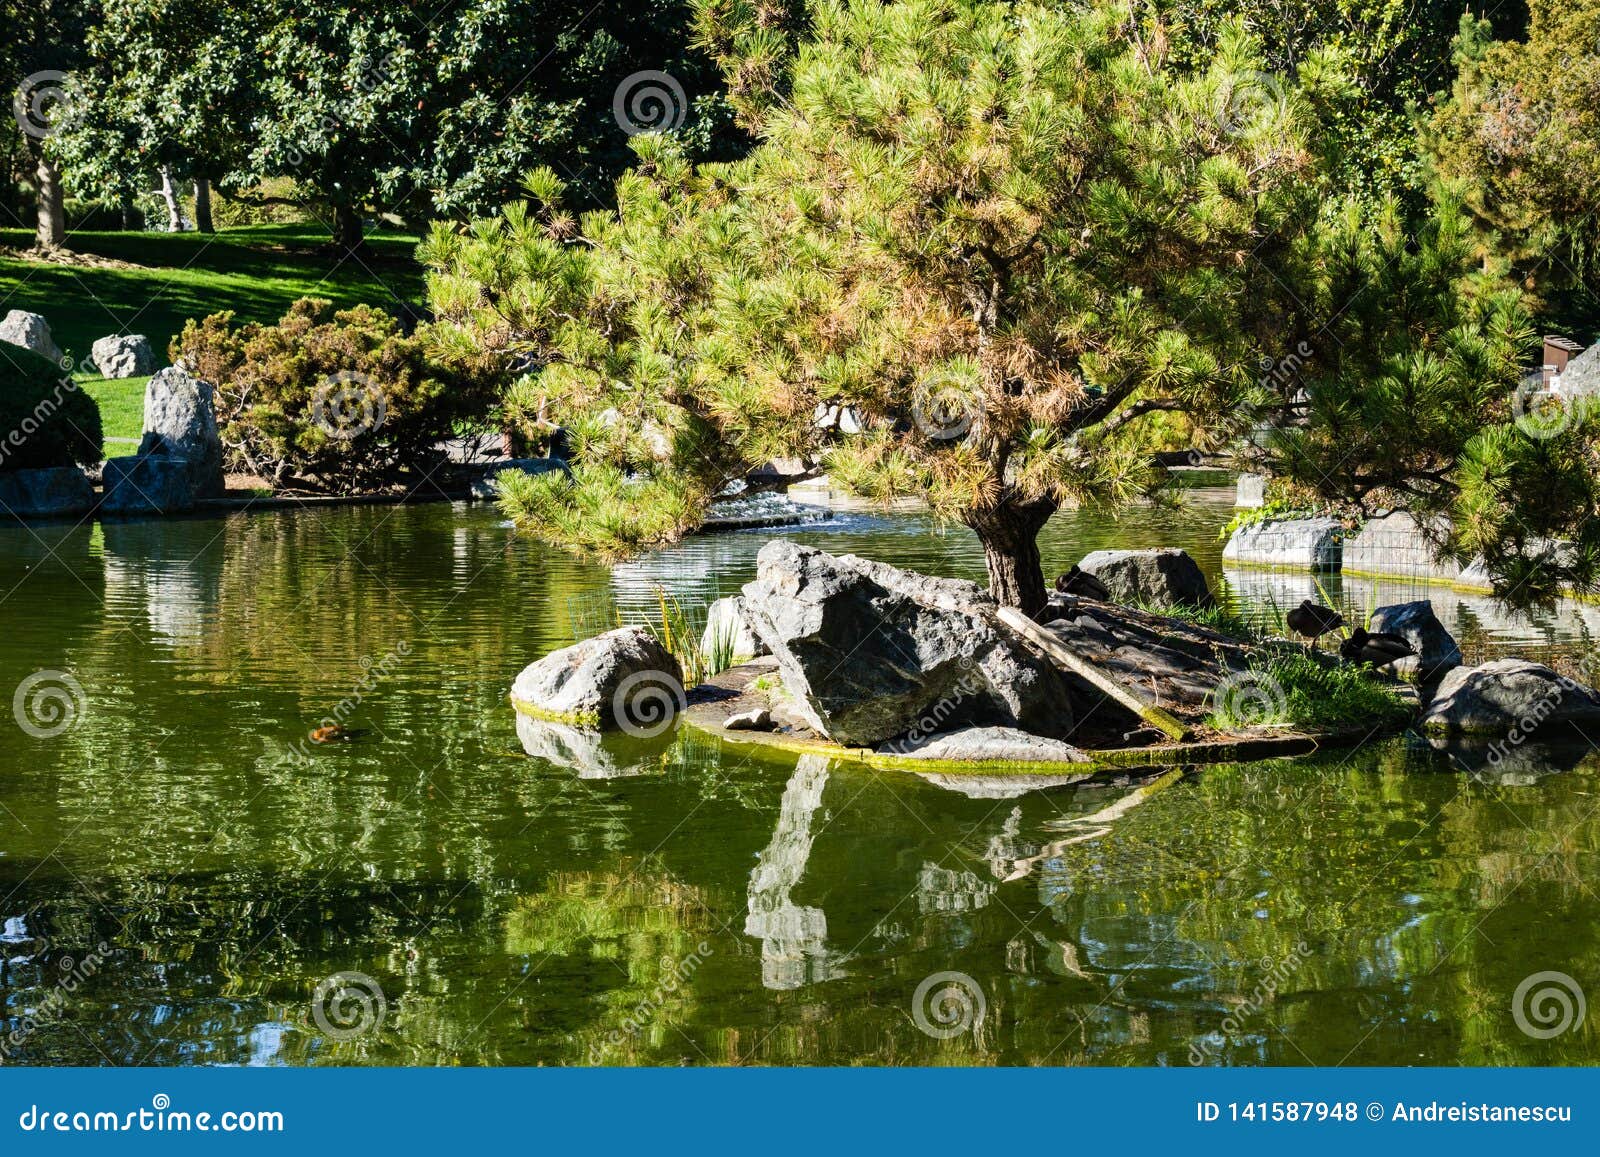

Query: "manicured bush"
<box><xmin>173</xmin><ymin>298</ymin><xmax>493</xmax><ymax>491</ymax></box>
<box><xmin>0</xmin><ymin>345</ymin><xmax>103</xmax><ymax>473</ymax></box>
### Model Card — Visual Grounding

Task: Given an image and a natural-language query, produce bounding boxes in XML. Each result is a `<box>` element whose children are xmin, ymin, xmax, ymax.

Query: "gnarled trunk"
<box><xmin>35</xmin><ymin>157</ymin><xmax>65</xmax><ymax>249</ymax></box>
<box><xmin>965</xmin><ymin>495</ymin><xmax>1056</xmax><ymax>615</ymax></box>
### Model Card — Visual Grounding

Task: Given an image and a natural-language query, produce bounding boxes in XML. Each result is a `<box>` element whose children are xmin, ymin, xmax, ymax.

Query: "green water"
<box><xmin>2</xmin><ymin>494</ymin><xmax>1598</xmax><ymax>1066</ymax></box>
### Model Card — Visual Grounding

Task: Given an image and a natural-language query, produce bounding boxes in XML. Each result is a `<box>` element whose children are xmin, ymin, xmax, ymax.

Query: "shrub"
<box><xmin>0</xmin><ymin>346</ymin><xmax>103</xmax><ymax>473</ymax></box>
<box><xmin>173</xmin><ymin>298</ymin><xmax>493</xmax><ymax>491</ymax></box>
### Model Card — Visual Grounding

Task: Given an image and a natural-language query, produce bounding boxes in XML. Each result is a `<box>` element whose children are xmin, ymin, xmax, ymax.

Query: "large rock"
<box><xmin>739</xmin><ymin>541</ymin><xmax>1073</xmax><ymax>745</ymax></box>
<box><xmin>1368</xmin><ymin>600</ymin><xmax>1461</xmax><ymax>682</ymax></box>
<box><xmin>1075</xmin><ymin>548</ymin><xmax>1213</xmax><ymax>610</ymax></box>
<box><xmin>1222</xmin><ymin>516</ymin><xmax>1343</xmax><ymax>570</ymax></box>
<box><xmin>1420</xmin><ymin>659</ymin><xmax>1600</xmax><ymax>739</ymax></box>
<box><xmin>510</xmin><ymin>625</ymin><xmax>684</xmax><ymax>730</ymax></box>
<box><xmin>0</xmin><ymin>310</ymin><xmax>63</xmax><ymax>366</ymax></box>
<box><xmin>90</xmin><ymin>334</ymin><xmax>156</xmax><ymax>379</ymax></box>
<box><xmin>142</xmin><ymin>366</ymin><xmax>224</xmax><ymax>497</ymax></box>
<box><xmin>879</xmin><ymin>725</ymin><xmax>1089</xmax><ymax>765</ymax></box>
<box><xmin>0</xmin><ymin>466</ymin><xmax>94</xmax><ymax>520</ymax></box>
<box><xmin>100</xmin><ymin>454</ymin><xmax>198</xmax><ymax>516</ymax></box>
<box><xmin>701</xmin><ymin>595</ymin><xmax>766</xmax><ymax>663</ymax></box>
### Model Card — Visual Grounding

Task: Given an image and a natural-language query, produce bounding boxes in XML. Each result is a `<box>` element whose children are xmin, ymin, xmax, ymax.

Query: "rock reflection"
<box><xmin>515</xmin><ymin>712</ymin><xmax>673</xmax><ymax>778</ymax></box>
<box><xmin>745</xmin><ymin>755</ymin><xmax>848</xmax><ymax>990</ymax></box>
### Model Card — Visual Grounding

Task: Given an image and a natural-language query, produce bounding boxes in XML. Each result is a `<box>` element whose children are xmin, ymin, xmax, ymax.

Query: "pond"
<box><xmin>2</xmin><ymin>491</ymin><xmax>1597</xmax><ymax>1066</ymax></box>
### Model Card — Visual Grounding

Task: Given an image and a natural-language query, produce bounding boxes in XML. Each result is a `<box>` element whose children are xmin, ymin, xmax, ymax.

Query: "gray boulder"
<box><xmin>1420</xmin><ymin>659</ymin><xmax>1600</xmax><ymax>738</ymax></box>
<box><xmin>90</xmin><ymin>334</ymin><xmax>156</xmax><ymax>379</ymax></box>
<box><xmin>880</xmin><ymin>725</ymin><xmax>1088</xmax><ymax>765</ymax></box>
<box><xmin>0</xmin><ymin>310</ymin><xmax>63</xmax><ymax>365</ymax></box>
<box><xmin>0</xmin><ymin>466</ymin><xmax>94</xmax><ymax>520</ymax></box>
<box><xmin>701</xmin><ymin>595</ymin><xmax>766</xmax><ymax>663</ymax></box>
<box><xmin>510</xmin><ymin>625</ymin><xmax>684</xmax><ymax>731</ymax></box>
<box><xmin>469</xmin><ymin>457</ymin><xmax>566</xmax><ymax>499</ymax></box>
<box><xmin>739</xmin><ymin>541</ymin><xmax>1073</xmax><ymax>746</ymax></box>
<box><xmin>1075</xmin><ymin>548</ymin><xmax>1213</xmax><ymax>610</ymax></box>
<box><xmin>142</xmin><ymin>366</ymin><xmax>224</xmax><ymax>497</ymax></box>
<box><xmin>1235</xmin><ymin>473</ymin><xmax>1267</xmax><ymax>508</ymax></box>
<box><xmin>1368</xmin><ymin>600</ymin><xmax>1461</xmax><ymax>681</ymax></box>
<box><xmin>724</xmin><ymin>707</ymin><xmax>773</xmax><ymax>731</ymax></box>
<box><xmin>100</xmin><ymin>454</ymin><xmax>197</xmax><ymax>516</ymax></box>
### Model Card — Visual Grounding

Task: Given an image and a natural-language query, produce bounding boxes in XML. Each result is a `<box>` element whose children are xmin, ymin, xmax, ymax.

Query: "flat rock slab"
<box><xmin>1223</xmin><ymin>516</ymin><xmax>1344</xmax><ymax>570</ymax></box>
<box><xmin>878</xmin><ymin>725</ymin><xmax>1090</xmax><ymax>765</ymax></box>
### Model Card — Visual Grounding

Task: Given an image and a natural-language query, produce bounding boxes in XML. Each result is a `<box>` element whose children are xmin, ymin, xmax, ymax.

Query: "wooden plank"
<box><xmin>997</xmin><ymin>607</ymin><xmax>1193</xmax><ymax>742</ymax></box>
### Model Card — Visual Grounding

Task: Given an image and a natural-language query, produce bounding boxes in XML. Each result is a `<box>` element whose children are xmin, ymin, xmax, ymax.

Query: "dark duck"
<box><xmin>1285</xmin><ymin>599</ymin><xmax>1344</xmax><ymax>650</ymax></box>
<box><xmin>1054</xmin><ymin>566</ymin><xmax>1111</xmax><ymax>601</ymax></box>
<box><xmin>1338</xmin><ymin>628</ymin><xmax>1415</xmax><ymax>667</ymax></box>
<box><xmin>310</xmin><ymin>725</ymin><xmax>370</xmax><ymax>744</ymax></box>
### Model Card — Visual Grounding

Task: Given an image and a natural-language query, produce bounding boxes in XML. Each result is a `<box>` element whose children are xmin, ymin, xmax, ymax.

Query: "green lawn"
<box><xmin>1</xmin><ymin>223</ymin><xmax>426</xmax><ymax>447</ymax></box>
<box><xmin>0</xmin><ymin>225</ymin><xmax>425</xmax><ymax>364</ymax></box>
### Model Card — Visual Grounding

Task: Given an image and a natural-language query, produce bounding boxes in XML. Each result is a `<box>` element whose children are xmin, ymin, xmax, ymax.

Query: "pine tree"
<box><xmin>427</xmin><ymin>0</ymin><xmax>1317</xmax><ymax>610</ymax></box>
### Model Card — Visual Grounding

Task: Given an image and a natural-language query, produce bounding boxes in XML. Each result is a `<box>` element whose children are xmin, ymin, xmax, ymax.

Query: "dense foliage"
<box><xmin>0</xmin><ymin>345</ymin><xmax>103</xmax><ymax>472</ymax></box>
<box><xmin>428</xmin><ymin>0</ymin><xmax>1320</xmax><ymax>610</ymax></box>
<box><xmin>175</xmin><ymin>299</ymin><xmax>490</xmax><ymax>491</ymax></box>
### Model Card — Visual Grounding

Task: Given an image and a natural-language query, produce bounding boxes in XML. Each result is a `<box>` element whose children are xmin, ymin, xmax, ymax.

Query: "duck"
<box><xmin>1054</xmin><ymin>565</ymin><xmax>1111</xmax><ymax>601</ymax></box>
<box><xmin>309</xmin><ymin>725</ymin><xmax>369</xmax><ymax>744</ymax></box>
<box><xmin>1338</xmin><ymin>628</ymin><xmax>1415</xmax><ymax>667</ymax></box>
<box><xmin>1285</xmin><ymin>599</ymin><xmax>1344</xmax><ymax>649</ymax></box>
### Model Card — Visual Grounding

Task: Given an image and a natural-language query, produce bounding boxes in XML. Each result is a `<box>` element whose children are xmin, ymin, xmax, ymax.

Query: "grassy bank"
<box><xmin>1</xmin><ymin>224</ymin><xmax>425</xmax><ymax>446</ymax></box>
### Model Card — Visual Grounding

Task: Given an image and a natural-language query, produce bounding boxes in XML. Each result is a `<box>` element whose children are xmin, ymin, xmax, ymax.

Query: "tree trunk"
<box><xmin>35</xmin><ymin>157</ymin><xmax>65</xmax><ymax>249</ymax></box>
<box><xmin>965</xmin><ymin>496</ymin><xmax>1056</xmax><ymax>615</ymax></box>
<box><xmin>158</xmin><ymin>166</ymin><xmax>184</xmax><ymax>231</ymax></box>
<box><xmin>193</xmin><ymin>176</ymin><xmax>214</xmax><ymax>233</ymax></box>
<box><xmin>332</xmin><ymin>203</ymin><xmax>364</xmax><ymax>250</ymax></box>
<box><xmin>119</xmin><ymin>194</ymin><xmax>144</xmax><ymax>231</ymax></box>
